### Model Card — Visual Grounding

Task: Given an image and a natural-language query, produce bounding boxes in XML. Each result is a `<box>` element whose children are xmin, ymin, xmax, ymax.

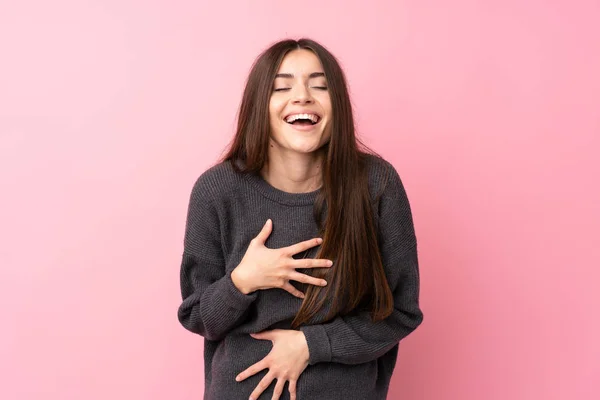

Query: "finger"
<box><xmin>282</xmin><ymin>282</ymin><xmax>305</xmax><ymax>299</ymax></box>
<box><xmin>254</xmin><ymin>219</ymin><xmax>273</xmax><ymax>245</ymax></box>
<box><xmin>250</xmin><ymin>372</ymin><xmax>275</xmax><ymax>400</ymax></box>
<box><xmin>290</xmin><ymin>258</ymin><xmax>333</xmax><ymax>269</ymax></box>
<box><xmin>251</xmin><ymin>330</ymin><xmax>279</xmax><ymax>341</ymax></box>
<box><xmin>288</xmin><ymin>272</ymin><xmax>327</xmax><ymax>287</ymax></box>
<box><xmin>289</xmin><ymin>380</ymin><xmax>297</xmax><ymax>400</ymax></box>
<box><xmin>236</xmin><ymin>359</ymin><xmax>268</xmax><ymax>382</ymax></box>
<box><xmin>284</xmin><ymin>237</ymin><xmax>323</xmax><ymax>256</ymax></box>
<box><xmin>271</xmin><ymin>378</ymin><xmax>286</xmax><ymax>400</ymax></box>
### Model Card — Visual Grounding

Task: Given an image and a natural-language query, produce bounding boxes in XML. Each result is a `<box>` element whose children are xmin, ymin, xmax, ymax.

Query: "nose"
<box><xmin>291</xmin><ymin>85</ymin><xmax>314</xmax><ymax>104</ymax></box>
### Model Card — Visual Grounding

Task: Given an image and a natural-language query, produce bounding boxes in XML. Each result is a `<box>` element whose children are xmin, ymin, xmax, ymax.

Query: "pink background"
<box><xmin>1</xmin><ymin>1</ymin><xmax>599</xmax><ymax>399</ymax></box>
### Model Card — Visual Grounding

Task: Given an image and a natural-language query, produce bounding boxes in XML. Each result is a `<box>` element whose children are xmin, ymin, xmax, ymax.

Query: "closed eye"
<box><xmin>274</xmin><ymin>86</ymin><xmax>328</xmax><ymax>92</ymax></box>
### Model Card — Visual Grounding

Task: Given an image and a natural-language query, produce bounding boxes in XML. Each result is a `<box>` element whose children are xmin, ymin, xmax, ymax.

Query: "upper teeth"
<box><xmin>285</xmin><ymin>113</ymin><xmax>319</xmax><ymax>123</ymax></box>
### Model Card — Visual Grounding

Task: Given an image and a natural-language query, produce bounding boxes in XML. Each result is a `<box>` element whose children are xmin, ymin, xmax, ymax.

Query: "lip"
<box><xmin>283</xmin><ymin>110</ymin><xmax>322</xmax><ymax>121</ymax></box>
<box><xmin>286</xmin><ymin>118</ymin><xmax>321</xmax><ymax>131</ymax></box>
<box><xmin>283</xmin><ymin>110</ymin><xmax>322</xmax><ymax>132</ymax></box>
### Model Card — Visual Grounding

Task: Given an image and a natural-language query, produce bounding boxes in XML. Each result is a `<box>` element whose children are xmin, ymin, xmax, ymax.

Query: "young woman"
<box><xmin>178</xmin><ymin>38</ymin><xmax>423</xmax><ymax>400</ymax></box>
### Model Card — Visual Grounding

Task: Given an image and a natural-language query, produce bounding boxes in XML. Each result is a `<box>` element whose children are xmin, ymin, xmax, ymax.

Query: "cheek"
<box><xmin>324</xmin><ymin>100</ymin><xmax>333</xmax><ymax>116</ymax></box>
<box><xmin>269</xmin><ymin>96</ymin><xmax>286</xmax><ymax>114</ymax></box>
<box><xmin>269</xmin><ymin>104</ymin><xmax>285</xmax><ymax>137</ymax></box>
<box><xmin>269</xmin><ymin>112</ymin><xmax>281</xmax><ymax>132</ymax></box>
<box><xmin>268</xmin><ymin>103</ymin><xmax>276</xmax><ymax>121</ymax></box>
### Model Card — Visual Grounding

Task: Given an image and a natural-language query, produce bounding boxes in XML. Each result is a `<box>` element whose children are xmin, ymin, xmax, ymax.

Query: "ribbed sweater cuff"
<box><xmin>217</xmin><ymin>271</ymin><xmax>258</xmax><ymax>311</ymax></box>
<box><xmin>300</xmin><ymin>324</ymin><xmax>332</xmax><ymax>365</ymax></box>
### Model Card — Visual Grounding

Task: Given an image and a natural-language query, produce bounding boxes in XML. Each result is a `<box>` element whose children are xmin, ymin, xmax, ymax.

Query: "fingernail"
<box><xmin>327</xmin><ymin>260</ymin><xmax>333</xmax><ymax>266</ymax></box>
<box><xmin>321</xmin><ymin>280</ymin><xmax>327</xmax><ymax>286</ymax></box>
<box><xmin>317</xmin><ymin>238</ymin><xmax>323</xmax><ymax>243</ymax></box>
<box><xmin>235</xmin><ymin>376</ymin><xmax>240</xmax><ymax>381</ymax></box>
<box><xmin>249</xmin><ymin>397</ymin><xmax>255</xmax><ymax>400</ymax></box>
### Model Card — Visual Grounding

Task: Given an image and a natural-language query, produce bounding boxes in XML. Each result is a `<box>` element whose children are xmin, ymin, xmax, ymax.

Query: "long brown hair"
<box><xmin>220</xmin><ymin>38</ymin><xmax>393</xmax><ymax>328</ymax></box>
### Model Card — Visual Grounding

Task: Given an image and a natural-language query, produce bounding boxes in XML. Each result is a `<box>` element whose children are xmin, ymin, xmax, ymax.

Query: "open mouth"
<box><xmin>284</xmin><ymin>113</ymin><xmax>321</xmax><ymax>126</ymax></box>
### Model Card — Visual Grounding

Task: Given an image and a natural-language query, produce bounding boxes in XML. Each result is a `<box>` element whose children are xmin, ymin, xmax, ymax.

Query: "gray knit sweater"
<box><xmin>177</xmin><ymin>154</ymin><xmax>423</xmax><ymax>400</ymax></box>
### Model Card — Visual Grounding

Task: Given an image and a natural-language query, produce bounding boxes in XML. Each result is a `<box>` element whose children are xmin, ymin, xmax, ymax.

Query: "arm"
<box><xmin>177</xmin><ymin>175</ymin><xmax>257</xmax><ymax>341</ymax></box>
<box><xmin>300</xmin><ymin>164</ymin><xmax>423</xmax><ymax>365</ymax></box>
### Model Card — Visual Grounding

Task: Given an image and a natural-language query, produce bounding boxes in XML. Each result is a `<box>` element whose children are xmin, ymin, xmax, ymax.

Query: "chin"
<box><xmin>286</xmin><ymin>138</ymin><xmax>326</xmax><ymax>152</ymax></box>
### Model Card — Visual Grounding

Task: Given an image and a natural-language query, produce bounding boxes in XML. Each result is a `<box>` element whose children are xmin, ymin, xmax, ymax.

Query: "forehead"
<box><xmin>277</xmin><ymin>49</ymin><xmax>324</xmax><ymax>75</ymax></box>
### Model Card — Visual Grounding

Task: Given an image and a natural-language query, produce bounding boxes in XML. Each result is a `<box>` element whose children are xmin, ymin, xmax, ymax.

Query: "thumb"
<box><xmin>250</xmin><ymin>330</ymin><xmax>276</xmax><ymax>341</ymax></box>
<box><xmin>254</xmin><ymin>219</ymin><xmax>272</xmax><ymax>244</ymax></box>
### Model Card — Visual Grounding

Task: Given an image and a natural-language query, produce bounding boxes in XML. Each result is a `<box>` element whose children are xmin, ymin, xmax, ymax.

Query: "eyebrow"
<box><xmin>275</xmin><ymin>72</ymin><xmax>325</xmax><ymax>79</ymax></box>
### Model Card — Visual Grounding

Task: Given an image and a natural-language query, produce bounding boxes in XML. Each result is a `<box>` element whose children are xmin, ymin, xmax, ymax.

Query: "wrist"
<box><xmin>296</xmin><ymin>330</ymin><xmax>310</xmax><ymax>364</ymax></box>
<box><xmin>231</xmin><ymin>267</ymin><xmax>252</xmax><ymax>295</ymax></box>
<box><xmin>299</xmin><ymin>324</ymin><xmax>332</xmax><ymax>364</ymax></box>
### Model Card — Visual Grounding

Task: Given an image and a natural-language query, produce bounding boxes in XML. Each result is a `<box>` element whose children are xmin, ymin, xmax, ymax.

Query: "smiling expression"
<box><xmin>268</xmin><ymin>49</ymin><xmax>332</xmax><ymax>156</ymax></box>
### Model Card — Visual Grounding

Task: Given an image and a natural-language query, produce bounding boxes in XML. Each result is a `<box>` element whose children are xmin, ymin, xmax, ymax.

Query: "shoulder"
<box><xmin>188</xmin><ymin>160</ymin><xmax>241</xmax><ymax>204</ymax></box>
<box><xmin>362</xmin><ymin>152</ymin><xmax>406</xmax><ymax>201</ymax></box>
<box><xmin>362</xmin><ymin>153</ymin><xmax>417</xmax><ymax>249</ymax></box>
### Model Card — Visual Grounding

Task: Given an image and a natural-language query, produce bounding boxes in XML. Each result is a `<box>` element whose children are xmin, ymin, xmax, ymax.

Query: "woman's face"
<box><xmin>268</xmin><ymin>49</ymin><xmax>332</xmax><ymax>157</ymax></box>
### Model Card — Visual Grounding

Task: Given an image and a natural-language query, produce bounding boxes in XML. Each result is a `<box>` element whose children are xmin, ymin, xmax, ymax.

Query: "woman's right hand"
<box><xmin>231</xmin><ymin>219</ymin><xmax>333</xmax><ymax>298</ymax></box>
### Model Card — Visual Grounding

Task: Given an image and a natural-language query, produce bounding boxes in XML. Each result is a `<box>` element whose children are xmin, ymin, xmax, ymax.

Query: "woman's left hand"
<box><xmin>236</xmin><ymin>329</ymin><xmax>310</xmax><ymax>400</ymax></box>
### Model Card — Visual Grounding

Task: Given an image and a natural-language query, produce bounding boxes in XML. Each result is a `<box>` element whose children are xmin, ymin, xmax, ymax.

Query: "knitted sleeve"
<box><xmin>300</xmin><ymin>163</ymin><xmax>423</xmax><ymax>364</ymax></box>
<box><xmin>177</xmin><ymin>174</ymin><xmax>257</xmax><ymax>341</ymax></box>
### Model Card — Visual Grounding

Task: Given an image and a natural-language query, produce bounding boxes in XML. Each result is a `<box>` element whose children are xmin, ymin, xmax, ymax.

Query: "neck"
<box><xmin>260</xmin><ymin>149</ymin><xmax>325</xmax><ymax>194</ymax></box>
